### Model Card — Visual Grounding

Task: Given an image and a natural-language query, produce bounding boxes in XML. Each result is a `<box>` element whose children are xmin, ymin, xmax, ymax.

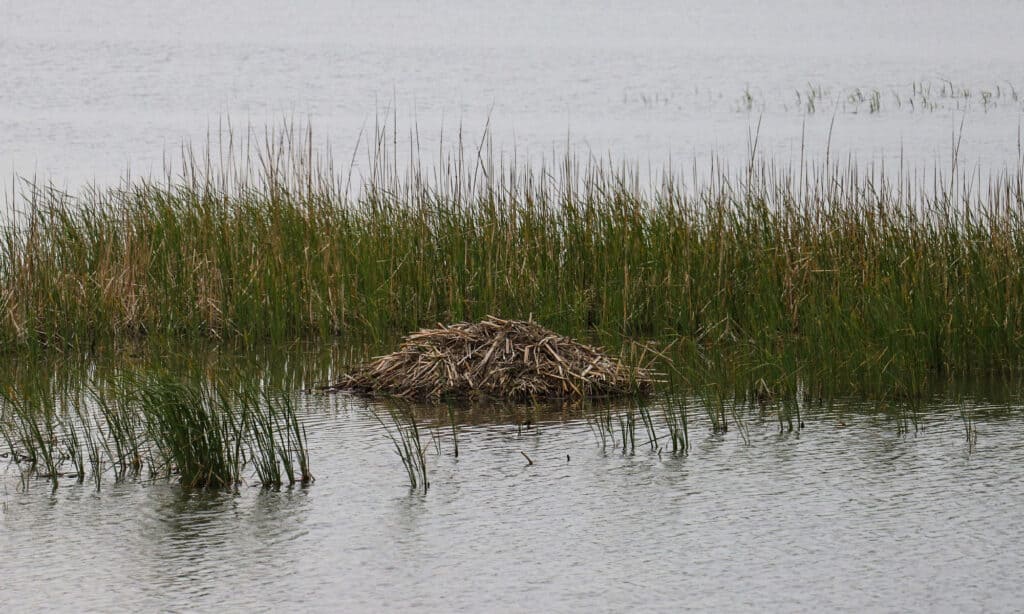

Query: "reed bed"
<box><xmin>325</xmin><ymin>316</ymin><xmax>654</xmax><ymax>401</ymax></box>
<box><xmin>3</xmin><ymin>124</ymin><xmax>1024</xmax><ymax>399</ymax></box>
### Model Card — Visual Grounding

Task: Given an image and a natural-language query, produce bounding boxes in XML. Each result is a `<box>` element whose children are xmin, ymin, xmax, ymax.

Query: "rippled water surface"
<box><xmin>3</xmin><ymin>393</ymin><xmax>1023</xmax><ymax>612</ymax></box>
<box><xmin>3</xmin><ymin>1</ymin><xmax>1024</xmax><ymax>611</ymax></box>
<box><xmin>2</xmin><ymin>1</ymin><xmax>1023</xmax><ymax>185</ymax></box>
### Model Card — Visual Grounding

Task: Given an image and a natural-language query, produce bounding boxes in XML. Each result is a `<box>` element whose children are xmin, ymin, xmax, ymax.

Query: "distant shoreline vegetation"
<box><xmin>623</xmin><ymin>78</ymin><xmax>1024</xmax><ymax>115</ymax></box>
<box><xmin>2</xmin><ymin>125</ymin><xmax>1023</xmax><ymax>398</ymax></box>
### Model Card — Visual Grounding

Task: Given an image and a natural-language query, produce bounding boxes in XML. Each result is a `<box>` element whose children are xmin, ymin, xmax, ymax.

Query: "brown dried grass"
<box><xmin>324</xmin><ymin>316</ymin><xmax>654</xmax><ymax>401</ymax></box>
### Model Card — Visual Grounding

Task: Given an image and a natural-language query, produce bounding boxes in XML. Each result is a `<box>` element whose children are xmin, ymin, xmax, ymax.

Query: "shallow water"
<box><xmin>2</xmin><ymin>391</ymin><xmax>1023</xmax><ymax>612</ymax></box>
<box><xmin>4</xmin><ymin>1</ymin><xmax>1024</xmax><ymax>611</ymax></box>
<box><xmin>2</xmin><ymin>1</ymin><xmax>1023</xmax><ymax>186</ymax></box>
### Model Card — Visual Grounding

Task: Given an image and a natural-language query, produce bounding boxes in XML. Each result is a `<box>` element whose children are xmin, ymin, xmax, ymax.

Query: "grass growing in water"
<box><xmin>140</xmin><ymin>376</ymin><xmax>243</xmax><ymax>488</ymax></box>
<box><xmin>0</xmin><ymin>372</ymin><xmax>312</xmax><ymax>490</ymax></box>
<box><xmin>0</xmin><ymin>387</ymin><xmax>62</xmax><ymax>492</ymax></box>
<box><xmin>369</xmin><ymin>401</ymin><xmax>430</xmax><ymax>493</ymax></box>
<box><xmin>243</xmin><ymin>385</ymin><xmax>313</xmax><ymax>487</ymax></box>
<box><xmin>663</xmin><ymin>394</ymin><xmax>690</xmax><ymax>454</ymax></box>
<box><xmin>2</xmin><ymin>124</ymin><xmax>1024</xmax><ymax>400</ymax></box>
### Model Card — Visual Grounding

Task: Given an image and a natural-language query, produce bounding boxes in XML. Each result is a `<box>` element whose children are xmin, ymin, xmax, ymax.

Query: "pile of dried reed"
<box><xmin>324</xmin><ymin>316</ymin><xmax>654</xmax><ymax>401</ymax></box>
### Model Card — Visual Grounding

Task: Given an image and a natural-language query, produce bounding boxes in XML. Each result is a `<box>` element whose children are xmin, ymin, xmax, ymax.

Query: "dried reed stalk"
<box><xmin>324</xmin><ymin>316</ymin><xmax>653</xmax><ymax>401</ymax></box>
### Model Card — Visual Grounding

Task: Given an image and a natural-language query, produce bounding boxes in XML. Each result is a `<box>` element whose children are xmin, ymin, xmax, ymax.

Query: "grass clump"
<box><xmin>0</xmin><ymin>371</ymin><xmax>313</xmax><ymax>491</ymax></box>
<box><xmin>0</xmin><ymin>386</ymin><xmax>62</xmax><ymax>492</ymax></box>
<box><xmin>242</xmin><ymin>386</ymin><xmax>313</xmax><ymax>487</ymax></box>
<box><xmin>369</xmin><ymin>401</ymin><xmax>429</xmax><ymax>493</ymax></box>
<box><xmin>135</xmin><ymin>375</ymin><xmax>313</xmax><ymax>489</ymax></box>
<box><xmin>139</xmin><ymin>376</ymin><xmax>243</xmax><ymax>488</ymax></box>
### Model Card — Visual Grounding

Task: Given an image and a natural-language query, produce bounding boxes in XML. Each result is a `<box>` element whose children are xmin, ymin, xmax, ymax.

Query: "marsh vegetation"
<box><xmin>0</xmin><ymin>366</ymin><xmax>312</xmax><ymax>492</ymax></box>
<box><xmin>3</xmin><ymin>123</ymin><xmax>1024</xmax><ymax>491</ymax></box>
<box><xmin>3</xmin><ymin>125</ymin><xmax>1023</xmax><ymax>401</ymax></box>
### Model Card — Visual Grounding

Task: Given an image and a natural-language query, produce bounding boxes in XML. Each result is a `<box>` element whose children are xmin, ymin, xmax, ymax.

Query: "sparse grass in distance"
<box><xmin>736</xmin><ymin>79</ymin><xmax>1022</xmax><ymax>114</ymax></box>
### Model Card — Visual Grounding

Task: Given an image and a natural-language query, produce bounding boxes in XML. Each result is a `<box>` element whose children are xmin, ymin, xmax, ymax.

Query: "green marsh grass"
<box><xmin>444</xmin><ymin>403</ymin><xmax>460</xmax><ymax>459</ymax></box>
<box><xmin>139</xmin><ymin>375</ymin><xmax>243</xmax><ymax>488</ymax></box>
<box><xmin>0</xmin><ymin>384</ymin><xmax>63</xmax><ymax>492</ymax></box>
<box><xmin>92</xmin><ymin>384</ymin><xmax>145</xmax><ymax>482</ymax></box>
<box><xmin>0</xmin><ymin>370</ymin><xmax>312</xmax><ymax>490</ymax></box>
<box><xmin>663</xmin><ymin>394</ymin><xmax>690</xmax><ymax>454</ymax></box>
<box><xmin>583</xmin><ymin>399</ymin><xmax>656</xmax><ymax>455</ymax></box>
<box><xmin>370</xmin><ymin>401</ymin><xmax>429</xmax><ymax>493</ymax></box>
<box><xmin>243</xmin><ymin>386</ymin><xmax>313</xmax><ymax>487</ymax></box>
<box><xmin>960</xmin><ymin>403</ymin><xmax>978</xmax><ymax>451</ymax></box>
<box><xmin>2</xmin><ymin>124</ymin><xmax>1024</xmax><ymax>402</ymax></box>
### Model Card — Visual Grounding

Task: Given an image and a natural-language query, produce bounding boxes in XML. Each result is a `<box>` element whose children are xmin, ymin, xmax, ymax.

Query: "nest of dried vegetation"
<box><xmin>324</xmin><ymin>316</ymin><xmax>654</xmax><ymax>401</ymax></box>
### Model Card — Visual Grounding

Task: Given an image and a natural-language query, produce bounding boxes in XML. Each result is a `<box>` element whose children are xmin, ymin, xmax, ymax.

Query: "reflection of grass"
<box><xmin>0</xmin><ymin>373</ymin><xmax>312</xmax><ymax>490</ymax></box>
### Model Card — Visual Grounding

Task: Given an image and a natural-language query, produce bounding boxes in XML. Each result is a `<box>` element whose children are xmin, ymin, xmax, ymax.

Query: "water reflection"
<box><xmin>2</xmin><ymin>346</ymin><xmax>1024</xmax><ymax>611</ymax></box>
<box><xmin>2</xmin><ymin>396</ymin><xmax>1023</xmax><ymax>611</ymax></box>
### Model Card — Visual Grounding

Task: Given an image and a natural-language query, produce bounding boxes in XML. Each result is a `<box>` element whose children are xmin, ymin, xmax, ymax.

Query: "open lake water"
<box><xmin>3</xmin><ymin>392</ymin><xmax>1023</xmax><ymax>612</ymax></box>
<box><xmin>2</xmin><ymin>1</ymin><xmax>1023</xmax><ymax>185</ymax></box>
<box><xmin>2</xmin><ymin>1</ymin><xmax>1024</xmax><ymax>612</ymax></box>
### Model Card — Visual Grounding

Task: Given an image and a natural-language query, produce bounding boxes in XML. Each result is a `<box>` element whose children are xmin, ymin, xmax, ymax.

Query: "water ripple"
<box><xmin>3</xmin><ymin>397</ymin><xmax>1024</xmax><ymax>612</ymax></box>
